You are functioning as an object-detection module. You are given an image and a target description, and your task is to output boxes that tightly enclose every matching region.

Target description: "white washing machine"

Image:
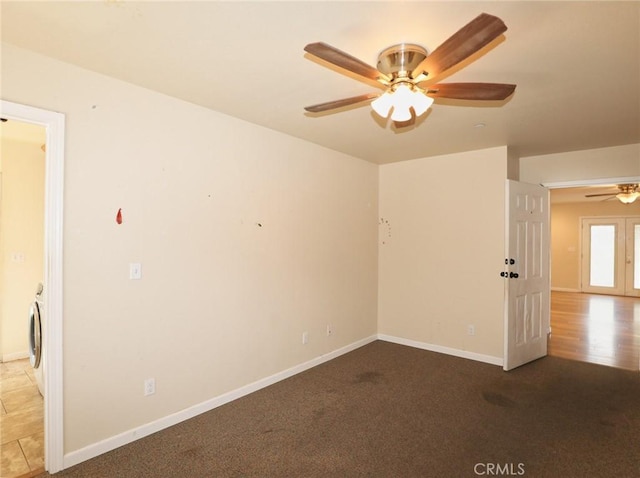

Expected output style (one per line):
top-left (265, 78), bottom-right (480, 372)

top-left (29, 282), bottom-right (44, 396)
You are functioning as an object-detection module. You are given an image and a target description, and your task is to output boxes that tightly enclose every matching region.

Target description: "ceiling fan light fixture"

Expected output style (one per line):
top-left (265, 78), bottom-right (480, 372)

top-left (304, 14), bottom-right (515, 124)
top-left (616, 192), bottom-right (640, 204)
top-left (411, 89), bottom-right (434, 116)
top-left (371, 91), bottom-right (394, 118)
top-left (390, 104), bottom-right (413, 122)
top-left (371, 83), bottom-right (434, 121)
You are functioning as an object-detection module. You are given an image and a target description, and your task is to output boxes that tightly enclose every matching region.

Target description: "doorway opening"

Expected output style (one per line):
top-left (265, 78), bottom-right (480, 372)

top-left (547, 179), bottom-right (640, 371)
top-left (1, 100), bottom-right (65, 473)
top-left (0, 119), bottom-right (46, 477)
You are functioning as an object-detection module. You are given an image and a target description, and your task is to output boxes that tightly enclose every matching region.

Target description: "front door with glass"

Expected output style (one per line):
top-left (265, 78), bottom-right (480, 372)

top-left (581, 216), bottom-right (640, 297)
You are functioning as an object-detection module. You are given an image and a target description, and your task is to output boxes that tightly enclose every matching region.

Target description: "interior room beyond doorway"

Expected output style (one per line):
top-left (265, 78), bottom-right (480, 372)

top-left (548, 182), bottom-right (640, 372)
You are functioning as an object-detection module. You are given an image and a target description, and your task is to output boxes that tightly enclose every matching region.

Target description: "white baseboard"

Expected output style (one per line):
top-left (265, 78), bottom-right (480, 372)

top-left (378, 334), bottom-right (503, 367)
top-left (1, 351), bottom-right (29, 362)
top-left (63, 334), bottom-right (378, 469)
top-left (551, 287), bottom-right (581, 293)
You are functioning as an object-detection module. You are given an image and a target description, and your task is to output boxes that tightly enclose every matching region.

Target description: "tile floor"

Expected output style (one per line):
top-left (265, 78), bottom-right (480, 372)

top-left (0, 359), bottom-right (44, 478)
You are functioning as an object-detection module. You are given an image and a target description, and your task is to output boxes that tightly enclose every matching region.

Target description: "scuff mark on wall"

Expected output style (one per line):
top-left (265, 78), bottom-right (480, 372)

top-left (379, 217), bottom-right (391, 245)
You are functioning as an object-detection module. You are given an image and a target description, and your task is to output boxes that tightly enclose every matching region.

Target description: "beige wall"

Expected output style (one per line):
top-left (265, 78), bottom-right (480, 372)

top-left (551, 201), bottom-right (640, 291)
top-left (520, 144), bottom-right (640, 184)
top-left (2, 44), bottom-right (378, 453)
top-left (378, 147), bottom-right (508, 360)
top-left (0, 129), bottom-right (46, 360)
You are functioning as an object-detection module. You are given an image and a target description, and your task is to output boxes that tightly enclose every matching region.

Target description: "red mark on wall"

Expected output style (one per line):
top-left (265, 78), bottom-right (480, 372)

top-left (116, 208), bottom-right (123, 225)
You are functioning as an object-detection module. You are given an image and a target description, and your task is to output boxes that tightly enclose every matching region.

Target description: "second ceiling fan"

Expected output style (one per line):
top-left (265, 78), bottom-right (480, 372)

top-left (304, 13), bottom-right (516, 127)
top-left (585, 184), bottom-right (640, 204)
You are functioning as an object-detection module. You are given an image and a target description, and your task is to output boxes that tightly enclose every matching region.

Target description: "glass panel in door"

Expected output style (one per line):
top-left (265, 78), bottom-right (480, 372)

top-left (581, 218), bottom-right (624, 295)
top-left (634, 225), bottom-right (640, 289)
top-left (624, 220), bottom-right (640, 297)
top-left (589, 225), bottom-right (616, 287)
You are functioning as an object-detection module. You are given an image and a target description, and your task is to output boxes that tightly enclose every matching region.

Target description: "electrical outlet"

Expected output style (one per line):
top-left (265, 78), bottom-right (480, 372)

top-left (302, 332), bottom-right (308, 345)
top-left (326, 324), bottom-right (333, 337)
top-left (467, 325), bottom-right (476, 336)
top-left (144, 378), bottom-right (155, 396)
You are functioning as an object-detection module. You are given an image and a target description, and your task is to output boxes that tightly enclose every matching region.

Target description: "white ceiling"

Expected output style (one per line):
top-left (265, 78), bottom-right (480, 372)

top-left (1, 1), bottom-right (639, 165)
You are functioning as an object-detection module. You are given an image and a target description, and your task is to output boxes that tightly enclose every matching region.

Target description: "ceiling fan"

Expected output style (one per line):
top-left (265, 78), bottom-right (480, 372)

top-left (585, 184), bottom-right (640, 204)
top-left (304, 13), bottom-right (516, 127)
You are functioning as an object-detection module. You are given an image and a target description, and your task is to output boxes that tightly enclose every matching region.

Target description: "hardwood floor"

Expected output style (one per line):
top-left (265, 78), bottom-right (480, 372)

top-left (549, 290), bottom-right (640, 371)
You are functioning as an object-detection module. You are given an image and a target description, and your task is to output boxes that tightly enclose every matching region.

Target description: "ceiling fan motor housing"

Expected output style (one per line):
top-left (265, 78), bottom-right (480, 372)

top-left (619, 184), bottom-right (638, 194)
top-left (377, 44), bottom-right (428, 79)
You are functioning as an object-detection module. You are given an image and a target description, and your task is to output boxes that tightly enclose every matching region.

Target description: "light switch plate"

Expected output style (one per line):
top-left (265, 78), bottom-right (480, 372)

top-left (129, 263), bottom-right (142, 280)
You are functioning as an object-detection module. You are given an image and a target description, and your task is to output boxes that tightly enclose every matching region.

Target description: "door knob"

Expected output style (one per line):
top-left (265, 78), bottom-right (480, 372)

top-left (509, 272), bottom-right (519, 279)
top-left (500, 271), bottom-right (507, 277)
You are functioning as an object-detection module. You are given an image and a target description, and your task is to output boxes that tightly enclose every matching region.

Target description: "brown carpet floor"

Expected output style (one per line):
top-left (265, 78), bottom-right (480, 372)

top-left (38, 341), bottom-right (640, 477)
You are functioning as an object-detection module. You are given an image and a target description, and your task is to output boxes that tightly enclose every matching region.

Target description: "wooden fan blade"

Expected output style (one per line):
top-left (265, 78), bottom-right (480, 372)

top-left (413, 13), bottom-right (507, 80)
top-left (585, 193), bottom-right (617, 198)
top-left (305, 42), bottom-right (389, 83)
top-left (304, 93), bottom-right (380, 113)
top-left (426, 83), bottom-right (516, 100)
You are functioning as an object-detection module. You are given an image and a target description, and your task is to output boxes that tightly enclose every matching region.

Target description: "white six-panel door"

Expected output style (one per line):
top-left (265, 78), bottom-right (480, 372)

top-left (504, 180), bottom-right (550, 371)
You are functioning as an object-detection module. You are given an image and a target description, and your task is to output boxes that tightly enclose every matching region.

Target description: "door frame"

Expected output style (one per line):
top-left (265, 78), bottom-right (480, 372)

top-left (544, 177), bottom-right (640, 373)
top-left (545, 176), bottom-right (640, 293)
top-left (1, 100), bottom-right (65, 473)
top-left (544, 177), bottom-right (640, 190)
